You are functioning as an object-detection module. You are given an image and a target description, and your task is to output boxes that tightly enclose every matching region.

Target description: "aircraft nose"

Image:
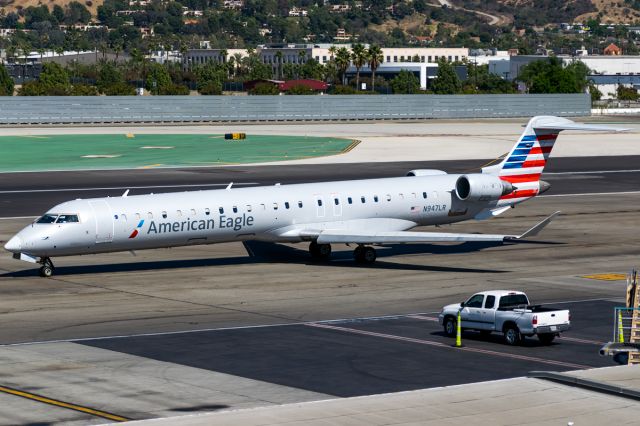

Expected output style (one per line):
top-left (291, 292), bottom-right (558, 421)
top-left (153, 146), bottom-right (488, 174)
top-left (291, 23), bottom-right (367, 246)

top-left (4, 235), bottom-right (21, 252)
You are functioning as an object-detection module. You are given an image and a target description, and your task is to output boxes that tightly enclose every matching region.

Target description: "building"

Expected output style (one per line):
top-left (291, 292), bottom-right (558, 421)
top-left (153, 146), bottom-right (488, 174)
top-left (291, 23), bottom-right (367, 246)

top-left (589, 75), bottom-right (640, 99)
top-left (604, 43), bottom-right (622, 56)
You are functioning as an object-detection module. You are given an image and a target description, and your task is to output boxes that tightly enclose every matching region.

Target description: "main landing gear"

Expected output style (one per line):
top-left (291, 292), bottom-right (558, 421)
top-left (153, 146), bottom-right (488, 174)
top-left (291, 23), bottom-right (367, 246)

top-left (353, 245), bottom-right (376, 264)
top-left (308, 242), bottom-right (377, 264)
top-left (39, 257), bottom-right (54, 278)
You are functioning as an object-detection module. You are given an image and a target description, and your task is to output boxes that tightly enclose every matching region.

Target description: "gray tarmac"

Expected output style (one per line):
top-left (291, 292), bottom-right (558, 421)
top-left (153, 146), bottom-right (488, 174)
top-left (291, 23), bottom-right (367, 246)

top-left (0, 124), bottom-right (639, 424)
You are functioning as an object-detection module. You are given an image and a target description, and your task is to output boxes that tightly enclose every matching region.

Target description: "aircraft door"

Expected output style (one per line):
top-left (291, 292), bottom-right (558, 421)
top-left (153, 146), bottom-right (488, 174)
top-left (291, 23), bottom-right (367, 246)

top-left (315, 196), bottom-right (325, 218)
top-left (89, 200), bottom-right (114, 243)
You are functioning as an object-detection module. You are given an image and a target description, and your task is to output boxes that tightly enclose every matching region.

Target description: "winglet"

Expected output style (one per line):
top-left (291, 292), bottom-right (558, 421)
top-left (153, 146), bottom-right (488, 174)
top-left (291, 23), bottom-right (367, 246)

top-left (510, 211), bottom-right (561, 240)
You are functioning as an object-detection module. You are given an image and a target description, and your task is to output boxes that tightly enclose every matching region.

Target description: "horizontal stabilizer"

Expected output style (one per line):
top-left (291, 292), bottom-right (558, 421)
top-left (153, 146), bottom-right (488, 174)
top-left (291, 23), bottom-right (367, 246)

top-left (315, 211), bottom-right (560, 245)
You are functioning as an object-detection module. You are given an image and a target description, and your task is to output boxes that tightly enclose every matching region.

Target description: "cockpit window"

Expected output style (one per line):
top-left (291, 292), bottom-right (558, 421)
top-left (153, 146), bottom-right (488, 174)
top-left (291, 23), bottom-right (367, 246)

top-left (56, 214), bottom-right (79, 223)
top-left (37, 214), bottom-right (58, 224)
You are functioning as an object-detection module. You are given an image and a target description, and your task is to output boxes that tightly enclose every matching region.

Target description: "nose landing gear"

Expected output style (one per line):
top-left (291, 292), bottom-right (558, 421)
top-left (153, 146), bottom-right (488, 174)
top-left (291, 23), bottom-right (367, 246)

top-left (39, 257), bottom-right (54, 278)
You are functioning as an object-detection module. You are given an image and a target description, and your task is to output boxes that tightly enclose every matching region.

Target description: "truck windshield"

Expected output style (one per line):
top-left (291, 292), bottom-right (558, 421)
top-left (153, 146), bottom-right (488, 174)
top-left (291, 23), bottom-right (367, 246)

top-left (36, 214), bottom-right (58, 224)
top-left (499, 294), bottom-right (529, 308)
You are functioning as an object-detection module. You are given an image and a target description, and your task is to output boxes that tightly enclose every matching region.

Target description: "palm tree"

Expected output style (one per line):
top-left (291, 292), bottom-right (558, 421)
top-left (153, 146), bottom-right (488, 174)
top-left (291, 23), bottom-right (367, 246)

top-left (328, 45), bottom-right (337, 61)
top-left (367, 44), bottom-right (383, 92)
top-left (335, 47), bottom-right (351, 85)
top-left (220, 48), bottom-right (228, 64)
top-left (233, 52), bottom-right (243, 77)
top-left (351, 43), bottom-right (368, 90)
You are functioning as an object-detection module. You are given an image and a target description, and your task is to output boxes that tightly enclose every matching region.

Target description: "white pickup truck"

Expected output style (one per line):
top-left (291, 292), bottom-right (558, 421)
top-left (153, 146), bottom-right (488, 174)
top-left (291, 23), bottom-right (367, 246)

top-left (438, 290), bottom-right (570, 345)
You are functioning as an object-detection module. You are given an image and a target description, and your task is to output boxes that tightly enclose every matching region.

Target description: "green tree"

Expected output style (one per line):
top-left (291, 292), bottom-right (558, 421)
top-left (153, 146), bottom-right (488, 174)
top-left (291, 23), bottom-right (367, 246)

top-left (351, 43), bottom-right (369, 90)
top-left (335, 47), bottom-right (351, 85)
top-left (367, 44), bottom-right (383, 92)
top-left (37, 62), bottom-right (72, 95)
top-left (390, 70), bottom-right (420, 94)
top-left (196, 62), bottom-right (226, 95)
top-left (249, 82), bottom-right (279, 95)
top-left (145, 62), bottom-right (172, 95)
top-left (431, 59), bottom-right (461, 94)
top-left (286, 84), bottom-right (314, 95)
top-left (617, 85), bottom-right (638, 101)
top-left (96, 62), bottom-right (125, 93)
top-left (518, 58), bottom-right (589, 94)
top-left (0, 64), bottom-right (14, 96)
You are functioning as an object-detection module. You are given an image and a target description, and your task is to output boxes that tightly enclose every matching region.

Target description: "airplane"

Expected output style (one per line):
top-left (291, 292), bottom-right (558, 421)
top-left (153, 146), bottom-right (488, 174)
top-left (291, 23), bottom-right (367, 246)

top-left (4, 116), bottom-right (625, 277)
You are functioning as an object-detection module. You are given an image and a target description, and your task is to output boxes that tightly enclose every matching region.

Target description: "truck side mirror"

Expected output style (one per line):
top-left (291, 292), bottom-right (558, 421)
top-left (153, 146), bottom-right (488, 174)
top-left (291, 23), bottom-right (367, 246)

top-left (459, 302), bottom-right (465, 307)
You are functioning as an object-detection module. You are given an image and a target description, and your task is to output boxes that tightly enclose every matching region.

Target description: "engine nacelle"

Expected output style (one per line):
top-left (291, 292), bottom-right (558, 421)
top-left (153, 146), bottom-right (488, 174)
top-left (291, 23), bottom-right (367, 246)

top-left (455, 174), bottom-right (514, 202)
top-left (406, 169), bottom-right (447, 177)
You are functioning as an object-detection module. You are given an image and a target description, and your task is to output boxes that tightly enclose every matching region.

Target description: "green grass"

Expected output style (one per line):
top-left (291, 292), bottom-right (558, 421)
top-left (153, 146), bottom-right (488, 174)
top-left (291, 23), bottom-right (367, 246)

top-left (0, 134), bottom-right (355, 172)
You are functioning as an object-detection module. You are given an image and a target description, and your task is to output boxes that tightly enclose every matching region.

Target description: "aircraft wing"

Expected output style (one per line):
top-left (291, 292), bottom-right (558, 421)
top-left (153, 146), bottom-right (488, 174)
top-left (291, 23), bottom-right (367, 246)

top-left (315, 212), bottom-right (560, 245)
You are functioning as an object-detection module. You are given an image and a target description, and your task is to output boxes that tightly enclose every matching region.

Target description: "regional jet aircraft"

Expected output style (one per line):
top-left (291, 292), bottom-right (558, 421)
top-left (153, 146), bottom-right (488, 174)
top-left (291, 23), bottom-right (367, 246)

top-left (4, 116), bottom-right (625, 277)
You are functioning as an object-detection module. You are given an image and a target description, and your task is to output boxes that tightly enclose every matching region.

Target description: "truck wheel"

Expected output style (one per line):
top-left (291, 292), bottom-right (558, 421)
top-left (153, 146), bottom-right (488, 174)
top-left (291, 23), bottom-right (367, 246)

top-left (538, 334), bottom-right (555, 345)
top-left (444, 316), bottom-right (456, 337)
top-left (503, 325), bottom-right (521, 346)
top-left (613, 352), bottom-right (629, 365)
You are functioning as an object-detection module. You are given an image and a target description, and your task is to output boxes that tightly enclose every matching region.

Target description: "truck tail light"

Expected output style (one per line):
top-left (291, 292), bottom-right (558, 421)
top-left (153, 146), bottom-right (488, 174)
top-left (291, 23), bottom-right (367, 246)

top-left (532, 315), bottom-right (538, 326)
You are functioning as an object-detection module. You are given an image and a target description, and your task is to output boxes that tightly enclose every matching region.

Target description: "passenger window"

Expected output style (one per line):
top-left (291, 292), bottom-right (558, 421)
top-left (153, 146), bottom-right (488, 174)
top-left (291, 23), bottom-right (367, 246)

top-left (205, 208), bottom-right (210, 216)
top-left (348, 197), bottom-right (353, 204)
top-left (219, 207), bottom-right (224, 214)
top-left (56, 214), bottom-right (79, 223)
top-left (37, 214), bottom-right (58, 224)
top-left (162, 211), bottom-right (167, 219)
top-left (260, 203), bottom-right (266, 210)
top-left (147, 212), bottom-right (153, 219)
top-left (423, 192), bottom-right (427, 199)
top-left (399, 193), bottom-right (404, 199)
top-left (285, 202), bottom-right (290, 209)
top-left (298, 201), bottom-right (303, 208)
top-left (373, 195), bottom-right (379, 202)
top-left (176, 210), bottom-right (182, 217)
top-left (246, 205), bottom-right (252, 212)
top-left (120, 214), bottom-right (127, 222)
top-left (465, 294), bottom-right (484, 308)
top-left (191, 209), bottom-right (196, 215)
top-left (317, 200), bottom-right (322, 206)
top-left (334, 198), bottom-right (339, 205)
top-left (233, 206), bottom-right (238, 213)
top-left (411, 192), bottom-right (416, 198)
top-left (135, 213), bottom-right (141, 220)
top-left (485, 295), bottom-right (496, 309)
top-left (273, 203), bottom-right (278, 210)
top-left (361, 196), bottom-right (366, 203)
top-left (386, 194), bottom-right (391, 202)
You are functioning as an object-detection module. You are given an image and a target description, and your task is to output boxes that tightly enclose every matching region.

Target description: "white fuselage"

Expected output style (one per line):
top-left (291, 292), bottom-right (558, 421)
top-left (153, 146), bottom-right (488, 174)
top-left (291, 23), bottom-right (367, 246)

top-left (8, 174), bottom-right (493, 258)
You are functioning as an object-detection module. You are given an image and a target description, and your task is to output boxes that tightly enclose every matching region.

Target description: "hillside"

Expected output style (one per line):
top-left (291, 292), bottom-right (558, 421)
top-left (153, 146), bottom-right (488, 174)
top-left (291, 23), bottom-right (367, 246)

top-left (0, 0), bottom-right (102, 16)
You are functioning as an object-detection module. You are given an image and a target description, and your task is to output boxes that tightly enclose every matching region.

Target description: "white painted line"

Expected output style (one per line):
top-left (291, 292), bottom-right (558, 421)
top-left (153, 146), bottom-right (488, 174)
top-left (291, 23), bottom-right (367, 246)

top-left (544, 169), bottom-right (640, 175)
top-left (0, 183), bottom-right (260, 194)
top-left (539, 190), bottom-right (640, 198)
top-left (0, 297), bottom-right (609, 348)
top-left (307, 323), bottom-right (589, 369)
top-left (0, 216), bottom-right (37, 220)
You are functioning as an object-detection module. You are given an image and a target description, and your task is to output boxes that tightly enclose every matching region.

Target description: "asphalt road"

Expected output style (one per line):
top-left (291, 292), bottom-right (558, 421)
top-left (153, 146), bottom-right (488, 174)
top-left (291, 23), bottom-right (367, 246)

top-left (2, 156), bottom-right (640, 217)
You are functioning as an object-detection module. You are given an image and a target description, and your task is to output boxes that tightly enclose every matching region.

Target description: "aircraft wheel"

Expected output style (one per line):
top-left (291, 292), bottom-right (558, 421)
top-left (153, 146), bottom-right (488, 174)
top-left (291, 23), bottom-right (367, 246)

top-left (353, 245), bottom-right (365, 263)
top-left (362, 246), bottom-right (377, 263)
top-left (309, 242), bottom-right (331, 260)
top-left (39, 258), bottom-right (54, 278)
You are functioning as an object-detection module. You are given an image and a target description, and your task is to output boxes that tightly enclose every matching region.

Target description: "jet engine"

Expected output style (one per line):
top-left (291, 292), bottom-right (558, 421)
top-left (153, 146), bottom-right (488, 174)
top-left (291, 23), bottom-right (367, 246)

top-left (455, 174), bottom-right (514, 202)
top-left (406, 169), bottom-right (447, 177)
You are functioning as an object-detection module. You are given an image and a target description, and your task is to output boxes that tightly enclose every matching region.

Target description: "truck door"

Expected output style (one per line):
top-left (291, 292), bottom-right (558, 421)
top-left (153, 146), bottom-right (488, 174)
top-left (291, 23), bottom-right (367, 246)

top-left (461, 294), bottom-right (485, 329)
top-left (480, 295), bottom-right (497, 331)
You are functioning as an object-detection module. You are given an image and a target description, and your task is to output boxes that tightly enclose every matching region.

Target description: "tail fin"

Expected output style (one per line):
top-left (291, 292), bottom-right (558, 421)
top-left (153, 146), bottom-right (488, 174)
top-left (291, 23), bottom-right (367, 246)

top-left (483, 116), bottom-right (626, 204)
